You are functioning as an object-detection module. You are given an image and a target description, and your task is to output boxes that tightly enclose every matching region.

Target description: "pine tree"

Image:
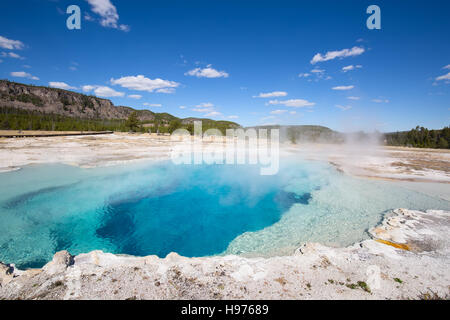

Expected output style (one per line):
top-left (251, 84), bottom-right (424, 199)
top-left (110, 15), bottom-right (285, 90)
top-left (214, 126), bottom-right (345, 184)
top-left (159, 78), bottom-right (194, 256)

top-left (126, 112), bottom-right (140, 132)
top-left (438, 137), bottom-right (449, 149)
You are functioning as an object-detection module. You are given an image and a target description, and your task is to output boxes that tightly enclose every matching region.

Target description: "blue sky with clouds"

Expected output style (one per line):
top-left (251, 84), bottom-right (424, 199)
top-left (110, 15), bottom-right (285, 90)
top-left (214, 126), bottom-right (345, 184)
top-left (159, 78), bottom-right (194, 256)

top-left (0, 0), bottom-right (449, 131)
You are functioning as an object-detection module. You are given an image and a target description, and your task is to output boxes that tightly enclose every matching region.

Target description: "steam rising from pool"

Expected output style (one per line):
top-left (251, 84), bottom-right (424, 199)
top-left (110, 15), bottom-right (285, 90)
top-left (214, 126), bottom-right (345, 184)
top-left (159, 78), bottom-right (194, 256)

top-left (0, 159), bottom-right (448, 269)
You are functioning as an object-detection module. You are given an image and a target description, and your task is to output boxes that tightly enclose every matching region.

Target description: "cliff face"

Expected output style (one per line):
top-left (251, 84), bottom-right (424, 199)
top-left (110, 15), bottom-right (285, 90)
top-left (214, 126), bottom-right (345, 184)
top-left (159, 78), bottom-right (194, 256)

top-left (0, 80), bottom-right (155, 121)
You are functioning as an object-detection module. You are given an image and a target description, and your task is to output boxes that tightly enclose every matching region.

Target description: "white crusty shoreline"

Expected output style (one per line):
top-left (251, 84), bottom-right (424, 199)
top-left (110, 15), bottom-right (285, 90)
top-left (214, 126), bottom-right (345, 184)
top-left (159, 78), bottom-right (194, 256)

top-left (0, 133), bottom-right (449, 299)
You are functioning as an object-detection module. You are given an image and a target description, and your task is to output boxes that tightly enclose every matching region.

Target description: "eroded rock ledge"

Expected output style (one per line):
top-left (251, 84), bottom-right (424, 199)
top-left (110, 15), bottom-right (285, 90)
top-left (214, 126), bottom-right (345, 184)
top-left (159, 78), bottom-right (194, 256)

top-left (1, 209), bottom-right (449, 300)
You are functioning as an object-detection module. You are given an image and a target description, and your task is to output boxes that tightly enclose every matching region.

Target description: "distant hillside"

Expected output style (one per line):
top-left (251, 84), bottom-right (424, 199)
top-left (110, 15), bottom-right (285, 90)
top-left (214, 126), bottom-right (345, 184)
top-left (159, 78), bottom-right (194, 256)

top-left (247, 125), bottom-right (344, 143)
top-left (0, 80), bottom-right (240, 133)
top-left (246, 125), bottom-right (450, 149)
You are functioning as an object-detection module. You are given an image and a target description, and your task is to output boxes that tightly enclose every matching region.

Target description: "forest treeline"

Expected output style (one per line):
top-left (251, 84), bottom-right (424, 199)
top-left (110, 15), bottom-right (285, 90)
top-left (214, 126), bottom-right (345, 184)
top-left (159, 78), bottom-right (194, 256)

top-left (0, 107), bottom-right (128, 132)
top-left (0, 107), bottom-right (239, 134)
top-left (1, 107), bottom-right (448, 149)
top-left (384, 126), bottom-right (450, 149)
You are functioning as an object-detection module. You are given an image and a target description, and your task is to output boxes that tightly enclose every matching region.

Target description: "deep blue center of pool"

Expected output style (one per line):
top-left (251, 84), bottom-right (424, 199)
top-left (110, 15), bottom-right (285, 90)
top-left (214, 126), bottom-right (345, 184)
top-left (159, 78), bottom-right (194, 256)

top-left (95, 185), bottom-right (309, 258)
top-left (0, 162), bottom-right (311, 269)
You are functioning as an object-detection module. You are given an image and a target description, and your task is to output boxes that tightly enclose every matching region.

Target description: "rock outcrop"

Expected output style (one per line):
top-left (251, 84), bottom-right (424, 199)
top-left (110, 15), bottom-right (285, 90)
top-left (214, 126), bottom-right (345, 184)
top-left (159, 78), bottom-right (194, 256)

top-left (0, 80), bottom-right (157, 121)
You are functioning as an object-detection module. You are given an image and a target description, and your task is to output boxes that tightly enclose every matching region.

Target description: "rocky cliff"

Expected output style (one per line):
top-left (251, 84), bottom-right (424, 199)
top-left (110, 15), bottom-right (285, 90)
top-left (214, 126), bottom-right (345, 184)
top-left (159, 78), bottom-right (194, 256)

top-left (0, 80), bottom-right (157, 121)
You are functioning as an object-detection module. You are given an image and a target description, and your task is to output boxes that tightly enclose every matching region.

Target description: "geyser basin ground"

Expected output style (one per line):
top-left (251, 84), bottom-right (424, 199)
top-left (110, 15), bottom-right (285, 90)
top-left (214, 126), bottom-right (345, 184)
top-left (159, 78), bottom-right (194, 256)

top-left (0, 158), bottom-right (449, 269)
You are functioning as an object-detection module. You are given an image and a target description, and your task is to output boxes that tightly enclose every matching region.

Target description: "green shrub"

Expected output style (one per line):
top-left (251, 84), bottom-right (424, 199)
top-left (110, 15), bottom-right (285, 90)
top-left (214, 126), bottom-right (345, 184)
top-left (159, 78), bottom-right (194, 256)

top-left (15, 94), bottom-right (44, 107)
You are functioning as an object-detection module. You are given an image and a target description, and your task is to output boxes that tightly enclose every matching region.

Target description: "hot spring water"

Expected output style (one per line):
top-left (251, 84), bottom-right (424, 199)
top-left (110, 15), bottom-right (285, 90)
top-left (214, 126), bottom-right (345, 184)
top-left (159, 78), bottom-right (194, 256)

top-left (0, 159), bottom-right (448, 269)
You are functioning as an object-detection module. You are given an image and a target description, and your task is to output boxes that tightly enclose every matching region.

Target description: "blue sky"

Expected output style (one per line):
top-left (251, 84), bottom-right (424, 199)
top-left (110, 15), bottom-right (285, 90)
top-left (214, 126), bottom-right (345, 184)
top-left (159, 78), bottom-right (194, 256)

top-left (0, 0), bottom-right (449, 132)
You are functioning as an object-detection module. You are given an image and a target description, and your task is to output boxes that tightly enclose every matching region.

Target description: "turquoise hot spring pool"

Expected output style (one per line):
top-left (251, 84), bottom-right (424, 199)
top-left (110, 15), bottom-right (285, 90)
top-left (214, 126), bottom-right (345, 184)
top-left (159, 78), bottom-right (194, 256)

top-left (0, 158), bottom-right (449, 269)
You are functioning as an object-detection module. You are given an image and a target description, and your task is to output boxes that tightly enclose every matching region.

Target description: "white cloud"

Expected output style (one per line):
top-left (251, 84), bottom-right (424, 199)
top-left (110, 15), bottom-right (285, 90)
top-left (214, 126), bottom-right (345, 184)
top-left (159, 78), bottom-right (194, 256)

top-left (342, 65), bottom-right (362, 72)
top-left (435, 72), bottom-right (450, 81)
top-left (443, 64), bottom-right (450, 70)
top-left (289, 111), bottom-right (297, 115)
top-left (347, 96), bottom-right (360, 100)
top-left (192, 108), bottom-right (211, 112)
top-left (342, 65), bottom-right (354, 72)
top-left (155, 88), bottom-right (176, 94)
top-left (84, 13), bottom-right (95, 22)
top-left (270, 109), bottom-right (288, 114)
top-left (311, 46), bottom-right (365, 64)
top-left (267, 99), bottom-right (315, 108)
top-left (0, 36), bottom-right (24, 50)
top-left (85, 0), bottom-right (129, 31)
top-left (0, 59), bottom-right (2, 63)
top-left (192, 102), bottom-right (216, 113)
top-left (228, 115), bottom-right (239, 119)
top-left (302, 68), bottom-right (331, 81)
top-left (49, 82), bottom-right (77, 90)
top-left (195, 102), bottom-right (214, 108)
top-left (7, 52), bottom-right (23, 59)
top-left (83, 85), bottom-right (124, 97)
top-left (260, 115), bottom-right (276, 122)
top-left (336, 105), bottom-right (352, 111)
top-left (371, 99), bottom-right (389, 103)
top-left (10, 71), bottom-right (39, 80)
top-left (82, 85), bottom-right (96, 92)
top-left (119, 24), bottom-right (130, 32)
top-left (128, 94), bottom-right (142, 99)
top-left (2, 52), bottom-right (24, 59)
top-left (111, 75), bottom-right (180, 93)
top-left (69, 66), bottom-right (77, 71)
top-left (185, 65), bottom-right (229, 78)
top-left (143, 103), bottom-right (162, 107)
top-left (253, 91), bottom-right (288, 98)
top-left (205, 111), bottom-right (222, 117)
top-left (179, 105), bottom-right (186, 109)
top-left (94, 86), bottom-right (124, 97)
top-left (332, 85), bottom-right (354, 90)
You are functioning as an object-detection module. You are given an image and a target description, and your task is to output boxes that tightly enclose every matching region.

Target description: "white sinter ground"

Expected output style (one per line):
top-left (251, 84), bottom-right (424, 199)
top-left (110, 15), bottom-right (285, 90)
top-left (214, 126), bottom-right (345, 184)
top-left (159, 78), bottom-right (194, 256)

top-left (0, 133), bottom-right (449, 299)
